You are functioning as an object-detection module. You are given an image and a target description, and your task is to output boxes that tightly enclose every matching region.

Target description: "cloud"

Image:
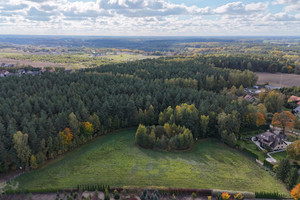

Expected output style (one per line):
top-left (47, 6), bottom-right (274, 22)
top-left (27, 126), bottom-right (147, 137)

top-left (214, 2), bottom-right (268, 15)
top-left (26, 6), bottom-right (54, 21)
top-left (272, 0), bottom-right (300, 4)
top-left (263, 12), bottom-right (300, 21)
top-left (284, 4), bottom-right (300, 11)
top-left (0, 0), bottom-right (299, 36)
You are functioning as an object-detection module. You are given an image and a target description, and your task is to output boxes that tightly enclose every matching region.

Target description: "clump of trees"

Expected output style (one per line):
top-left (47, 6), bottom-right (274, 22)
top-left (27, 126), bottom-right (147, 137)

top-left (275, 159), bottom-right (299, 190)
top-left (135, 124), bottom-right (194, 150)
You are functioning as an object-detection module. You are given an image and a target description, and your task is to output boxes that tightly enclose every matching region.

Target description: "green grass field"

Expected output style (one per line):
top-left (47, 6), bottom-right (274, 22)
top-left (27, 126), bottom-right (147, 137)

top-left (14, 129), bottom-right (287, 194)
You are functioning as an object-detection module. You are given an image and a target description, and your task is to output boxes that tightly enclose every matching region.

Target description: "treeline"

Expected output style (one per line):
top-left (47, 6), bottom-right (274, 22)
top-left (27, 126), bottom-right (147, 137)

top-left (200, 54), bottom-right (298, 73)
top-left (0, 57), bottom-right (259, 172)
top-left (89, 57), bottom-right (258, 92)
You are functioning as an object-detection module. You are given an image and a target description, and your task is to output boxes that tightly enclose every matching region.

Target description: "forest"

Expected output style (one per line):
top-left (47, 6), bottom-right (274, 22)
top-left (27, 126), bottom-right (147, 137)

top-left (0, 56), bottom-right (294, 173)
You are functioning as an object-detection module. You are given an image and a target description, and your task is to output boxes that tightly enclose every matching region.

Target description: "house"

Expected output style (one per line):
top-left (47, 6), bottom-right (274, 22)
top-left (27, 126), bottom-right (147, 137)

top-left (288, 95), bottom-right (300, 103)
top-left (0, 70), bottom-right (10, 77)
top-left (244, 94), bottom-right (255, 102)
top-left (18, 69), bottom-right (26, 75)
top-left (26, 70), bottom-right (33, 75)
top-left (294, 106), bottom-right (300, 117)
top-left (265, 85), bottom-right (281, 90)
top-left (256, 131), bottom-right (288, 151)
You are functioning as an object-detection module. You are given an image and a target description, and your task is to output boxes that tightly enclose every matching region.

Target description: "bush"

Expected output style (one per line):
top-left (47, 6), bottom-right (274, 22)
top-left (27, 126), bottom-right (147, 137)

top-left (255, 191), bottom-right (285, 199)
top-left (212, 189), bottom-right (255, 199)
top-left (264, 159), bottom-right (274, 170)
top-left (114, 189), bottom-right (120, 200)
top-left (191, 192), bottom-right (197, 200)
top-left (104, 188), bottom-right (110, 200)
top-left (171, 194), bottom-right (176, 200)
top-left (221, 192), bottom-right (230, 200)
top-left (234, 193), bottom-right (244, 200)
top-left (140, 188), bottom-right (150, 200)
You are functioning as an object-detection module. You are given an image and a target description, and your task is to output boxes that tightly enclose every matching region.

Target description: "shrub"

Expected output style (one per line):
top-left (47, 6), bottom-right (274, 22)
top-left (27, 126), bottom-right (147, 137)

top-left (191, 192), bottom-right (197, 200)
top-left (104, 188), bottom-right (110, 200)
top-left (171, 194), bottom-right (176, 200)
top-left (255, 191), bottom-right (285, 199)
top-left (114, 189), bottom-right (120, 200)
top-left (152, 189), bottom-right (160, 200)
top-left (212, 190), bottom-right (254, 199)
top-left (291, 183), bottom-right (300, 200)
top-left (140, 188), bottom-right (150, 200)
top-left (234, 193), bottom-right (244, 200)
top-left (263, 160), bottom-right (274, 170)
top-left (221, 192), bottom-right (230, 200)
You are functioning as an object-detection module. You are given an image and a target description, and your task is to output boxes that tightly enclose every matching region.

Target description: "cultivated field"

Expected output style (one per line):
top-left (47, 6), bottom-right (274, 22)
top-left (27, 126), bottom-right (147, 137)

top-left (256, 72), bottom-right (300, 87)
top-left (14, 129), bottom-right (288, 194)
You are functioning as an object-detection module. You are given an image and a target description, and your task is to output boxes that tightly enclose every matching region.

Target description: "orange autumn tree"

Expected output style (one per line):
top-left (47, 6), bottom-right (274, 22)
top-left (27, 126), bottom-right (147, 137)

top-left (256, 112), bottom-right (266, 127)
top-left (81, 121), bottom-right (94, 136)
top-left (60, 128), bottom-right (73, 145)
top-left (272, 111), bottom-right (294, 135)
top-left (291, 183), bottom-right (300, 200)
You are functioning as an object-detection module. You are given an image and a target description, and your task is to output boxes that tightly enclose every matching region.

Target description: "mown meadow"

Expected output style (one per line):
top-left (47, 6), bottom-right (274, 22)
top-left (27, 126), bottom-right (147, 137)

top-left (14, 129), bottom-right (288, 194)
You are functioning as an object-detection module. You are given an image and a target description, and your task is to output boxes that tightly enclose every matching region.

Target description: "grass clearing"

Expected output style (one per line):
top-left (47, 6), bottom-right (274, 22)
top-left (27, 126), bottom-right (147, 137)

top-left (14, 129), bottom-right (287, 194)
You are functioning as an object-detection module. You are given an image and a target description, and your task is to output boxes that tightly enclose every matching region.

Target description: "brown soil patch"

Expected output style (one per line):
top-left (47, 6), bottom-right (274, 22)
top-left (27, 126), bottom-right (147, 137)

top-left (256, 72), bottom-right (300, 87)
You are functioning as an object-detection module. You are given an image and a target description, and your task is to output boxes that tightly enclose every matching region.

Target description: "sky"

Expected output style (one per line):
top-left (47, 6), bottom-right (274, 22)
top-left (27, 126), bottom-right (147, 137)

top-left (0, 0), bottom-right (300, 36)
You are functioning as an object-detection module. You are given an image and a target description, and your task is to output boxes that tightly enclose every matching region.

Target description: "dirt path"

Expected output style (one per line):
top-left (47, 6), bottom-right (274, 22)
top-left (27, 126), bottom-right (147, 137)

top-left (0, 170), bottom-right (24, 183)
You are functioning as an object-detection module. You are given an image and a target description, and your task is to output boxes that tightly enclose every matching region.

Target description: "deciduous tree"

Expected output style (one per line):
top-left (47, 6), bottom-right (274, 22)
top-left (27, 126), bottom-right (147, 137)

top-left (13, 131), bottom-right (31, 169)
top-left (272, 111), bottom-right (294, 135)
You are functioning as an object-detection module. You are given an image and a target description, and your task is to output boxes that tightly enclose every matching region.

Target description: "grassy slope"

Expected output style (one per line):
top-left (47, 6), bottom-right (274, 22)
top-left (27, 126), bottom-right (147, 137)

top-left (15, 129), bottom-right (287, 194)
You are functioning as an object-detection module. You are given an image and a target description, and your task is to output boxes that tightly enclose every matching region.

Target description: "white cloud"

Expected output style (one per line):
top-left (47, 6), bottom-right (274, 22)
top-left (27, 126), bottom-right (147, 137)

top-left (214, 2), bottom-right (268, 15)
top-left (0, 0), bottom-right (299, 35)
top-left (272, 0), bottom-right (300, 4)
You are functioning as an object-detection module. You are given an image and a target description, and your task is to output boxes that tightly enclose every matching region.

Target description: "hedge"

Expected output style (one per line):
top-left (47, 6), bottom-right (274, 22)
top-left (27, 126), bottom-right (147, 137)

top-left (255, 191), bottom-right (286, 199)
top-left (263, 159), bottom-right (274, 170)
top-left (212, 189), bottom-right (255, 199)
top-left (237, 147), bottom-right (259, 160)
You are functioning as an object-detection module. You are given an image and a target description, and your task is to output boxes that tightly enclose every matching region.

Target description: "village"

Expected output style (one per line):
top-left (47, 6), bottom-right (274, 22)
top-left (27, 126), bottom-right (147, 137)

top-left (243, 85), bottom-right (300, 166)
top-left (0, 63), bottom-right (71, 77)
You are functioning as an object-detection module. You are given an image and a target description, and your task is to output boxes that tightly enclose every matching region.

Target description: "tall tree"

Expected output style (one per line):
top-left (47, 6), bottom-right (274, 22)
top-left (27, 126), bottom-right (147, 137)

top-left (13, 131), bottom-right (31, 170)
top-left (200, 115), bottom-right (210, 138)
top-left (264, 91), bottom-right (285, 113)
top-left (286, 168), bottom-right (299, 190)
top-left (68, 112), bottom-right (80, 139)
top-left (272, 111), bottom-right (295, 136)
top-left (276, 159), bottom-right (291, 182)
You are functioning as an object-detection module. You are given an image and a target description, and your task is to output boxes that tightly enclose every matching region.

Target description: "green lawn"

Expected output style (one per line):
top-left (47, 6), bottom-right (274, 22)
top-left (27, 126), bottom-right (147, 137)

top-left (272, 151), bottom-right (287, 162)
top-left (14, 129), bottom-right (287, 194)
